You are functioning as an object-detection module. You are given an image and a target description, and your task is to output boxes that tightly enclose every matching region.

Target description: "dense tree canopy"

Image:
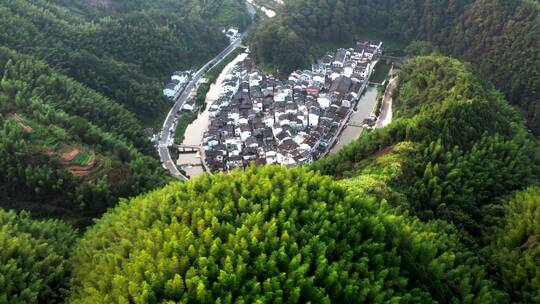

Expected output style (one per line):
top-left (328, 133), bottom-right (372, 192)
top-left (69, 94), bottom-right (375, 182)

top-left (487, 187), bottom-right (540, 303)
top-left (314, 56), bottom-right (540, 243)
top-left (250, 0), bottom-right (540, 135)
top-left (0, 47), bottom-right (170, 226)
top-left (0, 209), bottom-right (77, 303)
top-left (0, 0), bottom-right (250, 123)
top-left (69, 166), bottom-right (504, 303)
top-left (0, 0), bottom-right (251, 224)
top-left (0, 52), bottom-right (534, 304)
top-left (0, 2), bottom-right (538, 302)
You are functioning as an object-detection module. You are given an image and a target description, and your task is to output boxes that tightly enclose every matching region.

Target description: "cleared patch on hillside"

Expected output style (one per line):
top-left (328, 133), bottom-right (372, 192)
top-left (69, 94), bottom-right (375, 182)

top-left (58, 146), bottom-right (96, 177)
top-left (11, 114), bottom-right (32, 133)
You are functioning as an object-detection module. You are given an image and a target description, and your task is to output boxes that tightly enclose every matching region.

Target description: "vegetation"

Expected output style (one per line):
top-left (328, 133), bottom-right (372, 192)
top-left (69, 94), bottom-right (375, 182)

top-left (174, 113), bottom-right (199, 144)
top-left (314, 56), bottom-right (540, 244)
top-left (373, 84), bottom-right (386, 117)
top-left (0, 209), bottom-right (77, 303)
top-left (0, 47), bottom-right (170, 227)
top-left (69, 166), bottom-right (505, 303)
top-left (0, 52), bottom-right (538, 304)
top-left (0, 0), bottom-right (251, 224)
top-left (0, 1), bottom-right (538, 303)
top-left (0, 0), bottom-right (250, 125)
top-left (486, 187), bottom-right (540, 302)
top-left (250, 0), bottom-right (540, 136)
top-left (71, 152), bottom-right (92, 167)
top-left (369, 61), bottom-right (392, 84)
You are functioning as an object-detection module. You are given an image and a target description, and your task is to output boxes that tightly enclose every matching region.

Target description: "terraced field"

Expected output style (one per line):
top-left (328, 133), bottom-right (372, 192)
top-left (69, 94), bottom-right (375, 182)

top-left (71, 152), bottom-right (92, 166)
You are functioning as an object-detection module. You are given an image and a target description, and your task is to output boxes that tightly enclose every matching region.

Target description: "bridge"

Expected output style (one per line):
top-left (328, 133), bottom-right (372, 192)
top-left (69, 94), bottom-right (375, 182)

top-left (348, 120), bottom-right (364, 128)
top-left (172, 144), bottom-right (201, 153)
top-left (380, 55), bottom-right (406, 63)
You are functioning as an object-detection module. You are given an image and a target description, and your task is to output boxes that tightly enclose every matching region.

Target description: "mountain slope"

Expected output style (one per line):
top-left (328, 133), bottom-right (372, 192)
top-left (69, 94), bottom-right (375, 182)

top-left (69, 166), bottom-right (505, 303)
top-left (0, 209), bottom-right (77, 303)
top-left (250, 0), bottom-right (540, 135)
top-left (66, 56), bottom-right (539, 302)
top-left (314, 56), bottom-right (540, 243)
top-left (0, 0), bottom-right (250, 124)
top-left (0, 47), bottom-right (169, 226)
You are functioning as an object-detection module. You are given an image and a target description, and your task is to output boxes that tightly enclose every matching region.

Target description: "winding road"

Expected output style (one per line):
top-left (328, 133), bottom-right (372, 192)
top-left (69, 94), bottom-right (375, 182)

top-left (158, 36), bottom-right (244, 180)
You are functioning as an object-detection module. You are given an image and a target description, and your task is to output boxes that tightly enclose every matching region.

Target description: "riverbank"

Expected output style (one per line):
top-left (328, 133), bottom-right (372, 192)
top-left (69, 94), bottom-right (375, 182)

top-left (376, 76), bottom-right (396, 128)
top-left (246, 0), bottom-right (276, 17)
top-left (330, 86), bottom-right (379, 153)
top-left (177, 51), bottom-right (250, 177)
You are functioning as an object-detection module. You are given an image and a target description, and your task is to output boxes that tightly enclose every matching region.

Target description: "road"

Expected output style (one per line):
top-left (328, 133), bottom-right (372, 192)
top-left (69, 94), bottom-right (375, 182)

top-left (158, 36), bottom-right (244, 180)
top-left (376, 77), bottom-right (397, 129)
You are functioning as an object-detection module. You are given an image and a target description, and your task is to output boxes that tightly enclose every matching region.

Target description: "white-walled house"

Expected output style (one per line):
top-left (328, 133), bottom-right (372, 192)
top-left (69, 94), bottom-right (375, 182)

top-left (308, 107), bottom-right (320, 126)
top-left (265, 150), bottom-right (278, 164)
top-left (264, 114), bottom-right (275, 127)
top-left (318, 94), bottom-right (331, 109)
top-left (183, 102), bottom-right (194, 112)
top-left (163, 82), bottom-right (177, 98)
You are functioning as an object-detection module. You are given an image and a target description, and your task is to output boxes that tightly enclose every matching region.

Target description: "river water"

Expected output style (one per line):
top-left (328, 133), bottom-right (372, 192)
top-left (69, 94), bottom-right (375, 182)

top-left (177, 57), bottom-right (380, 176)
top-left (177, 52), bottom-right (249, 178)
top-left (330, 85), bottom-right (379, 153)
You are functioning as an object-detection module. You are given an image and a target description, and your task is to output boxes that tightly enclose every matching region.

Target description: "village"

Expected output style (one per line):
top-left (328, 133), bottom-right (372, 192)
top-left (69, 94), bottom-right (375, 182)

top-left (200, 41), bottom-right (383, 172)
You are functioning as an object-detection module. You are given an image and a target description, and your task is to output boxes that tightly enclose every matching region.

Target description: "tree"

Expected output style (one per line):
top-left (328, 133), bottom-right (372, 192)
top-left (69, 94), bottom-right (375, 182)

top-left (488, 187), bottom-right (540, 303)
top-left (69, 166), bottom-right (504, 303)
top-left (0, 209), bottom-right (77, 303)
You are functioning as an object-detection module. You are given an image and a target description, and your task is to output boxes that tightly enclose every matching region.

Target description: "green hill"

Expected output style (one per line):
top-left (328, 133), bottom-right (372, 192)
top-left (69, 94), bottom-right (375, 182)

top-left (69, 166), bottom-right (506, 303)
top-left (250, 0), bottom-right (540, 136)
top-left (65, 56), bottom-right (539, 302)
top-left (0, 0), bottom-right (250, 125)
top-left (0, 209), bottom-right (77, 303)
top-left (0, 0), bottom-right (251, 225)
top-left (0, 47), bottom-right (169, 227)
top-left (0, 1), bottom-right (538, 302)
top-left (314, 56), bottom-right (540, 244)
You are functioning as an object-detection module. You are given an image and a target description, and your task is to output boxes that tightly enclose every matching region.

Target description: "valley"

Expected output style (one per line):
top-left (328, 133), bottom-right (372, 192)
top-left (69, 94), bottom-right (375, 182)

top-left (0, 0), bottom-right (538, 303)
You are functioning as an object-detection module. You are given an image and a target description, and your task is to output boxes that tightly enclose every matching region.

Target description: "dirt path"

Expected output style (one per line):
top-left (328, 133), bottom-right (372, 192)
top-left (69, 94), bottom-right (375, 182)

top-left (12, 114), bottom-right (33, 132)
top-left (60, 148), bottom-right (80, 162)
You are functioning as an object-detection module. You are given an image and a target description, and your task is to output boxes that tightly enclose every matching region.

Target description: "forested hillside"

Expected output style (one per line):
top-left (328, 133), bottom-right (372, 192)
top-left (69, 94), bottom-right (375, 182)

top-left (0, 48), bottom-right (169, 226)
top-left (0, 53), bottom-right (538, 303)
top-left (313, 55), bottom-right (540, 300)
top-left (69, 166), bottom-right (506, 303)
top-left (0, 0), bottom-right (251, 225)
top-left (0, 0), bottom-right (250, 123)
top-left (60, 56), bottom-right (538, 302)
top-left (250, 0), bottom-right (540, 135)
top-left (0, 209), bottom-right (77, 303)
top-left (487, 187), bottom-right (540, 303)
top-left (0, 1), bottom-right (538, 302)
top-left (314, 56), bottom-right (540, 244)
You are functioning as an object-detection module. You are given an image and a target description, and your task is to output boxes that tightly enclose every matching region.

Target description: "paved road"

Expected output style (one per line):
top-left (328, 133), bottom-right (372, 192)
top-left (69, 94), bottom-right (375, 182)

top-left (158, 36), bottom-right (244, 180)
top-left (376, 77), bottom-right (397, 129)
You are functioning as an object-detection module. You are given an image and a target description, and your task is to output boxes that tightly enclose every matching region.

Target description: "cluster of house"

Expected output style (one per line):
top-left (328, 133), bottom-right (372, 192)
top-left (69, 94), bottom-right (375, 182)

top-left (246, 0), bottom-right (277, 18)
top-left (223, 27), bottom-right (241, 43)
top-left (202, 41), bottom-right (383, 172)
top-left (163, 70), bottom-right (192, 99)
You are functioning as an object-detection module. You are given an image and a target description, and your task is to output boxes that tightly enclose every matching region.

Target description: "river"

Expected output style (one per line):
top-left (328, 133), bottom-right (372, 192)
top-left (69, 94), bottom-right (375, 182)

top-left (330, 85), bottom-right (379, 153)
top-left (177, 52), bottom-right (249, 178)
